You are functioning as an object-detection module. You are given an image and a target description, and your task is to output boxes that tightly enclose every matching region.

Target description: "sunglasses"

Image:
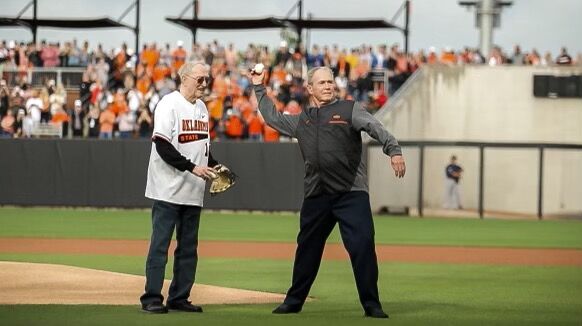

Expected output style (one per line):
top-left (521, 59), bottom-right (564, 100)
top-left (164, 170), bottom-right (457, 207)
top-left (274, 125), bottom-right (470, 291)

top-left (184, 75), bottom-right (210, 84)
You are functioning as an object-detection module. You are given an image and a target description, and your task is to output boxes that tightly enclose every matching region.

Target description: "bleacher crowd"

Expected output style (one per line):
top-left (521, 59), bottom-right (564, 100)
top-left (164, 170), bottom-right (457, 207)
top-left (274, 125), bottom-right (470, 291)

top-left (1, 38), bottom-right (580, 139)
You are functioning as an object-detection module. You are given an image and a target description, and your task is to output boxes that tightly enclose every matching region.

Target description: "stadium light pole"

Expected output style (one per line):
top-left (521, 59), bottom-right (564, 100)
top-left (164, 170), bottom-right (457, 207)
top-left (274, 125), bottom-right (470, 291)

top-left (459, 0), bottom-right (513, 57)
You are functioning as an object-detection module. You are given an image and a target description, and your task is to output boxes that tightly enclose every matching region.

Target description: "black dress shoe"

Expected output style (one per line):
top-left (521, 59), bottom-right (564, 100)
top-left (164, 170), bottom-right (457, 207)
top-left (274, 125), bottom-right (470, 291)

top-left (272, 303), bottom-right (302, 314)
top-left (167, 301), bottom-right (203, 313)
top-left (141, 302), bottom-right (168, 314)
top-left (364, 307), bottom-right (389, 318)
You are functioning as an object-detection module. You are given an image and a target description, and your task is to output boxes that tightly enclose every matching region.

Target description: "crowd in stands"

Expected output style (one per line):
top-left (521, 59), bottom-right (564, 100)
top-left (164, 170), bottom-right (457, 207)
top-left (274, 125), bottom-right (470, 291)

top-left (1, 38), bottom-right (580, 140)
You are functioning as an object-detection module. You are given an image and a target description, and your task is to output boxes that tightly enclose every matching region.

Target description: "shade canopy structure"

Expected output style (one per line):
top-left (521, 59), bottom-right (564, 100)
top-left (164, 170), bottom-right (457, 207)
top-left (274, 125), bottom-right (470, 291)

top-left (166, 17), bottom-right (287, 30)
top-left (166, 17), bottom-right (400, 31)
top-left (1, 0), bottom-right (141, 55)
top-left (0, 17), bottom-right (131, 29)
top-left (166, 0), bottom-right (411, 53)
top-left (284, 18), bottom-right (401, 30)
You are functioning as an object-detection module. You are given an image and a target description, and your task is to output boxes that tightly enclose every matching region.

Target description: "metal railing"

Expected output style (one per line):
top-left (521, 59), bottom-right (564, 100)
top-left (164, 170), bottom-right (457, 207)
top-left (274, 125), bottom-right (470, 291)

top-left (382, 140), bottom-right (582, 219)
top-left (31, 122), bottom-right (62, 138)
top-left (1, 67), bottom-right (85, 89)
top-left (373, 66), bottom-right (424, 122)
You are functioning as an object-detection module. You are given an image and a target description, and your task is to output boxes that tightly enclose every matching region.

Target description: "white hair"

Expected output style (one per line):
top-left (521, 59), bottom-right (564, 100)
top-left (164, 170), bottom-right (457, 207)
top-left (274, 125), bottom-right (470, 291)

top-left (307, 66), bottom-right (334, 84)
top-left (178, 61), bottom-right (209, 79)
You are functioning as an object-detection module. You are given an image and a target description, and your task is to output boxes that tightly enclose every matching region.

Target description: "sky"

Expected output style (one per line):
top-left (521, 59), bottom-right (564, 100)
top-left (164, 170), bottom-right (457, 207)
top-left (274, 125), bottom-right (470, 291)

top-left (1, 0), bottom-right (580, 56)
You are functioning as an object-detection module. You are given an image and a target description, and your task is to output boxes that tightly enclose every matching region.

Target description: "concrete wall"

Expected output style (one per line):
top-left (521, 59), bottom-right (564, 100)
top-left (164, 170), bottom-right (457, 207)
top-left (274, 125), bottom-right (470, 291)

top-left (370, 66), bottom-right (582, 216)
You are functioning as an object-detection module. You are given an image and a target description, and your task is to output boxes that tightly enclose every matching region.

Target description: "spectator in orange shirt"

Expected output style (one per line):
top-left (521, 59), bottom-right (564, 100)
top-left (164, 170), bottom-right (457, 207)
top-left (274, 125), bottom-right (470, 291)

top-left (224, 110), bottom-right (245, 140)
top-left (99, 107), bottom-right (116, 139)
top-left (136, 61), bottom-right (152, 96)
top-left (212, 71), bottom-right (228, 100)
top-left (427, 47), bottom-right (439, 64)
top-left (152, 62), bottom-right (171, 84)
top-left (235, 92), bottom-right (254, 122)
top-left (50, 105), bottom-right (70, 137)
top-left (171, 40), bottom-right (188, 75)
top-left (141, 43), bottom-right (160, 70)
top-left (206, 94), bottom-right (224, 122)
top-left (109, 89), bottom-right (129, 116)
top-left (263, 124), bottom-right (279, 142)
top-left (247, 111), bottom-right (264, 141)
top-left (440, 47), bottom-right (457, 65)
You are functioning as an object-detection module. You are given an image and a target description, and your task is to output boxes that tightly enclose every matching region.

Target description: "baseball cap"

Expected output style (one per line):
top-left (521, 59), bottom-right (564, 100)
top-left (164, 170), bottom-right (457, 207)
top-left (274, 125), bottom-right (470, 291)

top-left (177, 40), bottom-right (184, 47)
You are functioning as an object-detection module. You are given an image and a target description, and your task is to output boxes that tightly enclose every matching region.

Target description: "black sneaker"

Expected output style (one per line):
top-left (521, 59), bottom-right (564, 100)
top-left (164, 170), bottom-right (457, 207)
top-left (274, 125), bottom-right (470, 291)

top-left (364, 307), bottom-right (389, 318)
top-left (167, 301), bottom-right (203, 313)
top-left (272, 303), bottom-right (302, 314)
top-left (141, 302), bottom-right (168, 314)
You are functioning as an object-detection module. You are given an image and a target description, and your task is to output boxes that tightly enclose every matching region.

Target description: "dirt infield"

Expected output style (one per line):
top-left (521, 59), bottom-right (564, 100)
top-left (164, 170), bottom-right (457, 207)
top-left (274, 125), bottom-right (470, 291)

top-left (1, 238), bottom-right (581, 305)
top-left (1, 238), bottom-right (582, 266)
top-left (0, 261), bottom-right (285, 305)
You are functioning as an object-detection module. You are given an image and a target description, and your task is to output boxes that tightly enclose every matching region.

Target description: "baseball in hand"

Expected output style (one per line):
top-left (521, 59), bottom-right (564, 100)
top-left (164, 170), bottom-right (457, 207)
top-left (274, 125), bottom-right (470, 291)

top-left (253, 63), bottom-right (264, 74)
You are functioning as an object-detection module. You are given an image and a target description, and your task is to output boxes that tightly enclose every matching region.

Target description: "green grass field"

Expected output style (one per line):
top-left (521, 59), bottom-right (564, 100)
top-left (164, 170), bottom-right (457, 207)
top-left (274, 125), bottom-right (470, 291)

top-left (2, 207), bottom-right (582, 248)
top-left (0, 207), bottom-right (581, 325)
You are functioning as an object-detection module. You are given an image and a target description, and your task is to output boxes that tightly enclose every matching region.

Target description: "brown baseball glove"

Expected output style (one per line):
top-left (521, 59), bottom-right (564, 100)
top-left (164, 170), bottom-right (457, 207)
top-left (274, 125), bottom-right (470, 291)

top-left (209, 164), bottom-right (237, 196)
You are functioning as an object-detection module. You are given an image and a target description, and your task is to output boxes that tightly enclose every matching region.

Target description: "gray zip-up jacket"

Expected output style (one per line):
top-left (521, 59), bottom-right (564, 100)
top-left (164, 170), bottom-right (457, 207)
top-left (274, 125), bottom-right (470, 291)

top-left (254, 84), bottom-right (402, 198)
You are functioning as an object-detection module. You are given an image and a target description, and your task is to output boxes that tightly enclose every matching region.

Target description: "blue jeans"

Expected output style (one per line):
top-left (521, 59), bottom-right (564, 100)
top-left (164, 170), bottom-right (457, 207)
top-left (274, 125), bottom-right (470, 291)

top-left (140, 200), bottom-right (201, 305)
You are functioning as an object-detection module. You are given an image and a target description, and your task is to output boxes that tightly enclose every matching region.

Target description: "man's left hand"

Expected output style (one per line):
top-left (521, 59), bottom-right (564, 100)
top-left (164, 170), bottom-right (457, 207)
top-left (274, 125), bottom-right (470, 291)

top-left (391, 155), bottom-right (406, 178)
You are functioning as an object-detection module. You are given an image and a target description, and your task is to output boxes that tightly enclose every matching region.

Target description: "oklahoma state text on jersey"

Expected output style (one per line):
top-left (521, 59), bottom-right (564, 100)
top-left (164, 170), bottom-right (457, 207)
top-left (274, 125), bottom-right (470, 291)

top-left (179, 119), bottom-right (209, 143)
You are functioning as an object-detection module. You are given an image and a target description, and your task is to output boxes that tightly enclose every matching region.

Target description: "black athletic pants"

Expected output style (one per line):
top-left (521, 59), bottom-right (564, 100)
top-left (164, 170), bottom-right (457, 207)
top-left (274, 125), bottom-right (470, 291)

top-left (283, 191), bottom-right (382, 310)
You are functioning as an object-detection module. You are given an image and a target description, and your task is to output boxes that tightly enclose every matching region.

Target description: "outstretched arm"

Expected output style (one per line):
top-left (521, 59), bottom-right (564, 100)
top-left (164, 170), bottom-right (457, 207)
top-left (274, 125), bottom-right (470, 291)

top-left (351, 102), bottom-right (405, 178)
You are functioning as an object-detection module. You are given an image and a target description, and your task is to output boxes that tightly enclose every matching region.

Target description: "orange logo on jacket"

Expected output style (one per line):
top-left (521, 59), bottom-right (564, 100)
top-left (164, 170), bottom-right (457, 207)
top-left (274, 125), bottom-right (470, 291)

top-left (329, 114), bottom-right (348, 125)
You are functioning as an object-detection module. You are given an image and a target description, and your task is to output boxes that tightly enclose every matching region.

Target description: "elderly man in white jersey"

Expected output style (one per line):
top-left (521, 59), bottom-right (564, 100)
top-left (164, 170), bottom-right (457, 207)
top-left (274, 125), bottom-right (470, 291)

top-left (140, 61), bottom-right (219, 314)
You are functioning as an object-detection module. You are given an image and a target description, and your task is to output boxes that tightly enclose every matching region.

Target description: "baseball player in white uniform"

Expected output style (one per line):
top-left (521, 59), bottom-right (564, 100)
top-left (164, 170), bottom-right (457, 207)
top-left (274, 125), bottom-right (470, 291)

top-left (140, 62), bottom-right (219, 314)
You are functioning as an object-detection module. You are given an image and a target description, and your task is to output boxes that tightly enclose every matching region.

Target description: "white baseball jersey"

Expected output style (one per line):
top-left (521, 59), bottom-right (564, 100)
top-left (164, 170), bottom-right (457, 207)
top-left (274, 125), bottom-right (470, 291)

top-left (145, 91), bottom-right (210, 206)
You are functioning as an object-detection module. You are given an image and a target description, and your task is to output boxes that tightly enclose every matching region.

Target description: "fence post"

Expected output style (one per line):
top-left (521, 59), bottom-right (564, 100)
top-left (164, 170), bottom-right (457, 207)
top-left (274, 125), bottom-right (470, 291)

top-left (418, 145), bottom-right (424, 217)
top-left (537, 147), bottom-right (544, 220)
top-left (478, 145), bottom-right (485, 219)
top-left (56, 69), bottom-right (62, 87)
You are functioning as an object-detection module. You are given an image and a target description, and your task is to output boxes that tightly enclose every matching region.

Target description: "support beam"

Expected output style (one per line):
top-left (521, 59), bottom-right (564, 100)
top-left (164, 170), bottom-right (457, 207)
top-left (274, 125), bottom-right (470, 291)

top-left (32, 0), bottom-right (37, 44)
top-left (192, 0), bottom-right (199, 44)
top-left (297, 0), bottom-right (303, 48)
top-left (134, 0), bottom-right (140, 55)
top-left (478, 0), bottom-right (494, 57)
top-left (537, 147), bottom-right (544, 220)
top-left (478, 145), bottom-right (485, 219)
top-left (418, 145), bottom-right (425, 217)
top-left (404, 0), bottom-right (410, 54)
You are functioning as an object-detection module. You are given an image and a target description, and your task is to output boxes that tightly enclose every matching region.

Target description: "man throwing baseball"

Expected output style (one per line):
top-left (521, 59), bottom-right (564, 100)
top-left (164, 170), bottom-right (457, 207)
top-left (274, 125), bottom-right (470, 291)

top-left (251, 66), bottom-right (405, 318)
top-left (140, 61), bottom-right (219, 314)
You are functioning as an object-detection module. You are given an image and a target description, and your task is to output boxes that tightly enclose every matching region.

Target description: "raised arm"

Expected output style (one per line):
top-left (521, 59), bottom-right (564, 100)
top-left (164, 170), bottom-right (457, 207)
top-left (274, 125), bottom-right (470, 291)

top-left (250, 69), bottom-right (299, 138)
